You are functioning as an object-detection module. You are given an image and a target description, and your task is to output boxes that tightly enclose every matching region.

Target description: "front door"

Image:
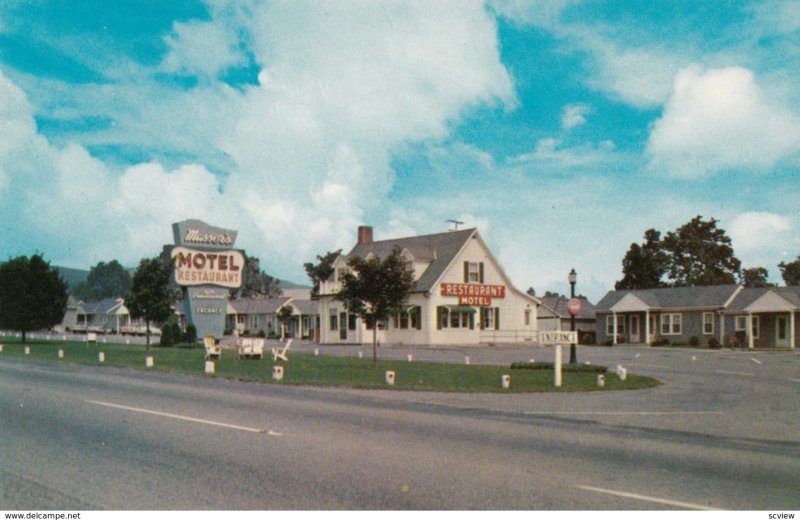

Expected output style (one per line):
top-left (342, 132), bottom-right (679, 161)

top-left (776, 316), bottom-right (790, 348)
top-left (339, 312), bottom-right (347, 341)
top-left (629, 315), bottom-right (640, 343)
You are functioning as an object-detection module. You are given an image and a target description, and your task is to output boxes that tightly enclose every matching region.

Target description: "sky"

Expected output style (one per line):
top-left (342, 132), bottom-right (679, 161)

top-left (1, 0), bottom-right (799, 302)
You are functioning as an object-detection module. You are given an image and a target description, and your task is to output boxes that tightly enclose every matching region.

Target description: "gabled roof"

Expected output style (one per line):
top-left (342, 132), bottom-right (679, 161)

top-left (80, 297), bottom-right (125, 315)
top-left (539, 296), bottom-right (596, 320)
top-left (229, 297), bottom-right (292, 314)
top-left (595, 285), bottom-right (740, 311)
top-left (726, 286), bottom-right (800, 311)
top-left (344, 228), bottom-right (477, 293)
top-left (287, 299), bottom-right (319, 315)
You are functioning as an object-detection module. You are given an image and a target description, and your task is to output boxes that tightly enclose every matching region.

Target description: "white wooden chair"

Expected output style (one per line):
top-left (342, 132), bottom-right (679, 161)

top-left (204, 336), bottom-right (221, 361)
top-left (251, 338), bottom-right (265, 360)
top-left (238, 337), bottom-right (254, 359)
top-left (272, 338), bottom-right (292, 362)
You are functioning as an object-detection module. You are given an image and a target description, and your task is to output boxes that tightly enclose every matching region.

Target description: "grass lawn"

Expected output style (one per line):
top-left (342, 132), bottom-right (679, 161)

top-left (0, 336), bottom-right (659, 393)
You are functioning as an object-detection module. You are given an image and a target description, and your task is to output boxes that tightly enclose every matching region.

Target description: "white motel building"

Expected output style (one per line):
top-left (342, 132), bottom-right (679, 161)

top-left (317, 226), bottom-right (541, 346)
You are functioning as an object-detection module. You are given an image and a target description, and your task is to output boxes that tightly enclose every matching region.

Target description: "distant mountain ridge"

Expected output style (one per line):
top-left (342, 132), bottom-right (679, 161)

top-left (54, 265), bottom-right (308, 293)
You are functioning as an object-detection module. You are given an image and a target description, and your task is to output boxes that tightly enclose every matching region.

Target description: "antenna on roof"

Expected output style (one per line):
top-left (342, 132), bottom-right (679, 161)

top-left (446, 219), bottom-right (464, 231)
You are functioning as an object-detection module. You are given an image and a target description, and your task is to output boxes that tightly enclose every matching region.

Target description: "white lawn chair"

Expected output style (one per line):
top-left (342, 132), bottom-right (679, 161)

top-left (204, 336), bottom-right (221, 360)
top-left (238, 338), bottom-right (254, 359)
top-left (251, 338), bottom-right (265, 360)
top-left (272, 338), bottom-right (292, 362)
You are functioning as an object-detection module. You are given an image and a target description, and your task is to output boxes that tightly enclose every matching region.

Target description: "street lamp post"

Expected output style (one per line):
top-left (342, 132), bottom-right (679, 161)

top-left (569, 268), bottom-right (577, 364)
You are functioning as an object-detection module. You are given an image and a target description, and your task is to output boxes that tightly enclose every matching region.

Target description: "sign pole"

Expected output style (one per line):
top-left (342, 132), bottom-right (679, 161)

top-left (554, 344), bottom-right (562, 387)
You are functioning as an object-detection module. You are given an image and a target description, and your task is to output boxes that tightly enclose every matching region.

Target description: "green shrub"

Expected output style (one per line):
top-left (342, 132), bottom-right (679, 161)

top-left (159, 320), bottom-right (182, 347)
top-left (184, 324), bottom-right (197, 344)
top-left (651, 338), bottom-right (670, 347)
top-left (688, 336), bottom-right (700, 347)
top-left (708, 337), bottom-right (722, 349)
top-left (511, 361), bottom-right (607, 374)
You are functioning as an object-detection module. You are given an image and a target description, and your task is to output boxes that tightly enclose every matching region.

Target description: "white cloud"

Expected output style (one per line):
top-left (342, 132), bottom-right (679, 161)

top-left (646, 66), bottom-right (800, 178)
top-left (561, 103), bottom-right (591, 130)
top-left (510, 137), bottom-right (616, 170)
top-left (0, 3), bottom-right (516, 282)
top-left (729, 212), bottom-right (792, 252)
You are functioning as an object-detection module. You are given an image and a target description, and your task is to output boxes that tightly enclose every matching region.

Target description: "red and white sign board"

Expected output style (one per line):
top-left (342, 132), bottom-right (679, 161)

top-left (567, 297), bottom-right (582, 317)
top-left (440, 283), bottom-right (506, 307)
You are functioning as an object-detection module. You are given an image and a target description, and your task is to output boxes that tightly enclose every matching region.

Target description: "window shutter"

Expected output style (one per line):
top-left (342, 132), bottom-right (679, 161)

top-left (436, 306), bottom-right (442, 330)
top-left (463, 261), bottom-right (469, 283)
top-left (494, 308), bottom-right (500, 330)
top-left (480, 308), bottom-right (485, 330)
top-left (479, 262), bottom-right (484, 283)
top-left (416, 307), bottom-right (422, 330)
top-left (469, 312), bottom-right (474, 330)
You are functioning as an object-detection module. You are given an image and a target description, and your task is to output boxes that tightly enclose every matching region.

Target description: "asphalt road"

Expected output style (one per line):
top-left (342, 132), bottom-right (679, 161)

top-left (1, 345), bottom-right (798, 510)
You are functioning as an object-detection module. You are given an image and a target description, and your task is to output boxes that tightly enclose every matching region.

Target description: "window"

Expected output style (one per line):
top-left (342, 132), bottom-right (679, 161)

top-left (410, 307), bottom-right (421, 330)
top-left (482, 307), bottom-right (494, 330)
top-left (248, 315), bottom-right (258, 330)
top-left (463, 261), bottom-right (484, 283)
top-left (237, 315), bottom-right (246, 325)
top-left (524, 309), bottom-right (531, 326)
top-left (438, 307), bottom-right (473, 329)
top-left (703, 312), bottom-right (714, 335)
top-left (752, 316), bottom-right (760, 338)
top-left (735, 315), bottom-right (747, 330)
top-left (467, 262), bottom-right (480, 282)
top-left (661, 313), bottom-right (682, 335)
top-left (329, 310), bottom-right (338, 331)
top-left (336, 268), bottom-right (348, 282)
top-left (606, 315), bottom-right (625, 335)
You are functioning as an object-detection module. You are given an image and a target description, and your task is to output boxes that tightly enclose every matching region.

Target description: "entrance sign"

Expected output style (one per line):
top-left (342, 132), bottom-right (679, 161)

top-left (170, 219), bottom-right (243, 340)
top-left (539, 330), bottom-right (578, 345)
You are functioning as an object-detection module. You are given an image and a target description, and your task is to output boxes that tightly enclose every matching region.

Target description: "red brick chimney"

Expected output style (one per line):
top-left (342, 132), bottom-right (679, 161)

top-left (357, 225), bottom-right (373, 245)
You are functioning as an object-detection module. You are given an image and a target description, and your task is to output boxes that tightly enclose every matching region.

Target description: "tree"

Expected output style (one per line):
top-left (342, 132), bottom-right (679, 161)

top-left (0, 254), bottom-right (68, 343)
top-left (125, 256), bottom-right (176, 351)
top-left (304, 249), bottom-right (342, 297)
top-left (661, 216), bottom-right (741, 286)
top-left (615, 229), bottom-right (668, 290)
top-left (277, 304), bottom-right (294, 339)
top-left (526, 287), bottom-right (536, 297)
top-left (73, 260), bottom-right (131, 301)
top-left (615, 217), bottom-right (742, 289)
top-left (778, 256), bottom-right (800, 286)
top-left (231, 255), bottom-right (281, 298)
top-left (740, 267), bottom-right (773, 288)
top-left (336, 247), bottom-right (415, 367)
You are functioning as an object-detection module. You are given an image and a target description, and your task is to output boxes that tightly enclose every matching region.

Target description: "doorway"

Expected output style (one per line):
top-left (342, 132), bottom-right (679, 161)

top-left (629, 315), bottom-right (640, 343)
top-left (776, 316), bottom-right (790, 348)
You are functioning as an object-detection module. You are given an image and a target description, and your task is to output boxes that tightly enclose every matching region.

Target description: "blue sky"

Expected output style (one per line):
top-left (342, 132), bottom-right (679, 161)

top-left (1, 0), bottom-right (799, 301)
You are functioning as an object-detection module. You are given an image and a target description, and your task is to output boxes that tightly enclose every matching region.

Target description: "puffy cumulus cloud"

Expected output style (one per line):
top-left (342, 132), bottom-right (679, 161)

top-left (647, 65), bottom-right (800, 178)
top-left (729, 212), bottom-right (792, 252)
top-left (561, 103), bottom-right (591, 130)
top-left (2, 3), bottom-right (515, 282)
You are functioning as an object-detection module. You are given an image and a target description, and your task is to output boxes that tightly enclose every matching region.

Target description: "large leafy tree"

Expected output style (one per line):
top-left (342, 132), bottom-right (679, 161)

top-left (336, 247), bottom-right (415, 368)
top-left (616, 217), bottom-right (741, 289)
top-left (0, 254), bottom-right (68, 343)
top-left (231, 255), bottom-right (281, 298)
top-left (740, 267), bottom-right (773, 288)
top-left (615, 229), bottom-right (668, 290)
top-left (304, 249), bottom-right (342, 297)
top-left (778, 256), bottom-right (800, 286)
top-left (73, 260), bottom-right (131, 301)
top-left (125, 256), bottom-right (176, 350)
top-left (662, 216), bottom-right (741, 286)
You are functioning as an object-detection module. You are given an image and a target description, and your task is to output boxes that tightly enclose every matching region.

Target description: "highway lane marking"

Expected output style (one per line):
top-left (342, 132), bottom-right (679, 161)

top-left (750, 358), bottom-right (762, 365)
top-left (715, 370), bottom-right (755, 377)
top-left (789, 378), bottom-right (800, 383)
top-left (84, 399), bottom-right (270, 434)
top-left (524, 411), bottom-right (722, 416)
top-left (575, 484), bottom-right (721, 511)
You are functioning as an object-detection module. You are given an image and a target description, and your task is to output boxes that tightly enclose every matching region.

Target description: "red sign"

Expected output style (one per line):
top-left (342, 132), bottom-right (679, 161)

top-left (441, 283), bottom-right (505, 307)
top-left (567, 297), bottom-right (582, 317)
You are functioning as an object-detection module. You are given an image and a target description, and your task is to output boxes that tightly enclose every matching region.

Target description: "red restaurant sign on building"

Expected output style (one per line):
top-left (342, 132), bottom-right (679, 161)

top-left (440, 283), bottom-right (506, 307)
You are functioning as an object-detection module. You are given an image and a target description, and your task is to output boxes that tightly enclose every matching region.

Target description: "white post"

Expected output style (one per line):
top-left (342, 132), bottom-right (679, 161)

top-left (554, 344), bottom-right (562, 387)
top-left (612, 313), bottom-right (618, 345)
top-left (205, 361), bottom-right (215, 374)
top-left (407, 354), bottom-right (413, 362)
top-left (645, 310), bottom-right (650, 346)
top-left (146, 356), bottom-right (154, 368)
top-left (719, 313), bottom-right (726, 345)
top-left (25, 346), bottom-right (30, 355)
top-left (385, 371), bottom-right (396, 385)
top-left (747, 312), bottom-right (754, 349)
top-left (98, 352), bottom-right (105, 363)
top-left (790, 311), bottom-right (796, 350)
top-left (58, 349), bottom-right (64, 359)
top-left (501, 374), bottom-right (511, 389)
top-left (272, 365), bottom-right (284, 381)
